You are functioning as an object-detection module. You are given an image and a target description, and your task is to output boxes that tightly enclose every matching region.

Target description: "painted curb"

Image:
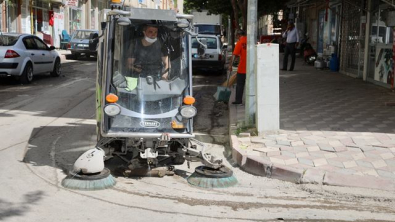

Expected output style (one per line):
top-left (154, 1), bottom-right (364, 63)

top-left (323, 171), bottom-right (395, 191)
top-left (228, 99), bottom-right (395, 191)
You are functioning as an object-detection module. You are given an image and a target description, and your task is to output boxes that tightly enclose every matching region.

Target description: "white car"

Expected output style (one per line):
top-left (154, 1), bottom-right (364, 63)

top-left (0, 33), bottom-right (61, 84)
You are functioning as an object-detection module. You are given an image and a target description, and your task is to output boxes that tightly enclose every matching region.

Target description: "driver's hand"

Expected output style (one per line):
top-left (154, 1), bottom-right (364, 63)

top-left (161, 72), bottom-right (169, 80)
top-left (132, 65), bottom-right (142, 73)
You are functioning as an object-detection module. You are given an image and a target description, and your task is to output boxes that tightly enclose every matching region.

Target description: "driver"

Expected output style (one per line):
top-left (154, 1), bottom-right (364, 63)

top-left (127, 24), bottom-right (170, 80)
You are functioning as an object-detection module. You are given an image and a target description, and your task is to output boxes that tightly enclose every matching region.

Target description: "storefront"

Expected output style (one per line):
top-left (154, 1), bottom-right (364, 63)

top-left (90, 0), bottom-right (107, 30)
top-left (67, 0), bottom-right (83, 34)
top-left (316, 3), bottom-right (341, 56)
top-left (0, 1), bottom-right (3, 32)
top-left (366, 1), bottom-right (394, 88)
top-left (31, 0), bottom-right (50, 35)
top-left (3, 0), bottom-right (19, 33)
top-left (339, 0), bottom-right (367, 77)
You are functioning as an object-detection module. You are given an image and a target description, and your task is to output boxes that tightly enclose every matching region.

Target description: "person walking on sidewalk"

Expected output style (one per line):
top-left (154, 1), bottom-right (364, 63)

top-left (281, 21), bottom-right (299, 71)
top-left (229, 30), bottom-right (247, 105)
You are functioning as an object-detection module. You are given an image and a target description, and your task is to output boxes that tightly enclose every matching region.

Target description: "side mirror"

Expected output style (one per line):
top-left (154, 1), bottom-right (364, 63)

top-left (49, 46), bottom-right (55, 50)
top-left (101, 22), bottom-right (107, 30)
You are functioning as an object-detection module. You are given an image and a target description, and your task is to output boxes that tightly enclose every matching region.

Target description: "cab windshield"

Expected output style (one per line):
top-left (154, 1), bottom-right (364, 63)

top-left (108, 19), bottom-right (191, 134)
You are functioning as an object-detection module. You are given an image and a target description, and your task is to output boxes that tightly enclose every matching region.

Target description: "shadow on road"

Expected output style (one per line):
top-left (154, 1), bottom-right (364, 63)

top-left (0, 191), bottom-right (44, 221)
top-left (23, 123), bottom-right (97, 173)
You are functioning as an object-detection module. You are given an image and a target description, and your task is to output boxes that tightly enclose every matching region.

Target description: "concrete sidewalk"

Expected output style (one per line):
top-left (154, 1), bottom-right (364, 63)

top-left (229, 57), bottom-right (395, 191)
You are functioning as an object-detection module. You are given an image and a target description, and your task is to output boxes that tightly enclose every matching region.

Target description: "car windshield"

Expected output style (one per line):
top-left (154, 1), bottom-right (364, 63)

top-left (191, 37), bottom-right (217, 49)
top-left (109, 20), bottom-right (190, 134)
top-left (195, 25), bottom-right (220, 35)
top-left (72, 30), bottom-right (96, 39)
top-left (0, 35), bottom-right (19, 46)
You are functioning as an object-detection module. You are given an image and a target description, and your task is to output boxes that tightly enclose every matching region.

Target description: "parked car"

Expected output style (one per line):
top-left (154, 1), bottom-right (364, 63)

top-left (0, 33), bottom-right (61, 84)
top-left (191, 34), bottom-right (225, 73)
top-left (69, 29), bottom-right (99, 59)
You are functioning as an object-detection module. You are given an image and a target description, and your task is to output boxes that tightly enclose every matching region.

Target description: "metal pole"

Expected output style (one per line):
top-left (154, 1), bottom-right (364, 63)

top-left (245, 0), bottom-right (257, 126)
top-left (362, 0), bottom-right (371, 81)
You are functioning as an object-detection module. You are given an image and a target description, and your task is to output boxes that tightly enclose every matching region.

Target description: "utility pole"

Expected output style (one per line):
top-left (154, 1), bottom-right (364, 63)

top-left (245, 0), bottom-right (257, 126)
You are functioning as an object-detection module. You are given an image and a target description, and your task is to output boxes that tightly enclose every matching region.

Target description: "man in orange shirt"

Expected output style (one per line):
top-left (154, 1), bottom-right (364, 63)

top-left (228, 30), bottom-right (247, 105)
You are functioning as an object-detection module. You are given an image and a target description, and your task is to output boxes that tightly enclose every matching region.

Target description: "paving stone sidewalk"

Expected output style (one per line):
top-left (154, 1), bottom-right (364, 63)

top-left (228, 58), bottom-right (395, 191)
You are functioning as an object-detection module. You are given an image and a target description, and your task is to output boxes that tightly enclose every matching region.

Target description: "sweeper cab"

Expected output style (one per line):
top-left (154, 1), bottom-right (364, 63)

top-left (62, 7), bottom-right (237, 190)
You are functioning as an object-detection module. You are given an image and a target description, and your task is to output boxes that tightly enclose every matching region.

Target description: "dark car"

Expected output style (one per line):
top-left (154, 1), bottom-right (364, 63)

top-left (69, 29), bottom-right (99, 59)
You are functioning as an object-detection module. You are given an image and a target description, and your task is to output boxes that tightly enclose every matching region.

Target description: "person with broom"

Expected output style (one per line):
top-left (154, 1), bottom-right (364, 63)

top-left (228, 29), bottom-right (247, 105)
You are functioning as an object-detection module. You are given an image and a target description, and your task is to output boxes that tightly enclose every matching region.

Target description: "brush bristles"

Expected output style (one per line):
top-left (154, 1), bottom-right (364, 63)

top-left (61, 175), bottom-right (116, 190)
top-left (187, 172), bottom-right (238, 188)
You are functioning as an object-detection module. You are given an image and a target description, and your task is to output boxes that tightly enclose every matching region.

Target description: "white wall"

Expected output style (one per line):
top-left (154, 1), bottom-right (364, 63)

top-left (255, 43), bottom-right (280, 134)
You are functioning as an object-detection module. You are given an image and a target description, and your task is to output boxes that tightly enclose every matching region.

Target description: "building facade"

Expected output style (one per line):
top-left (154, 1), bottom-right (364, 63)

top-left (273, 0), bottom-right (394, 89)
top-left (0, 0), bottom-right (180, 49)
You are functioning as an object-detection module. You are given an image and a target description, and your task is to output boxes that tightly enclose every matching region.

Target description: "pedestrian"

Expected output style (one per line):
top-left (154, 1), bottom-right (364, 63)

top-left (281, 20), bottom-right (299, 71)
top-left (229, 29), bottom-right (247, 105)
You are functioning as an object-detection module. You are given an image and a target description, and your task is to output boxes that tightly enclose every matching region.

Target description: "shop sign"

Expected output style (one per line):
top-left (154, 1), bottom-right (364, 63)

top-left (66, 0), bottom-right (78, 7)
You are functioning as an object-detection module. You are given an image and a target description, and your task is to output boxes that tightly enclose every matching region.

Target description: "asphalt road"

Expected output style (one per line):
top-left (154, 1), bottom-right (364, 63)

top-left (0, 59), bottom-right (394, 221)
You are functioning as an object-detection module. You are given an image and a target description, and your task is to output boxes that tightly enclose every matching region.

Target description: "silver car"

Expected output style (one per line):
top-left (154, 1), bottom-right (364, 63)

top-left (69, 29), bottom-right (99, 59)
top-left (0, 33), bottom-right (61, 84)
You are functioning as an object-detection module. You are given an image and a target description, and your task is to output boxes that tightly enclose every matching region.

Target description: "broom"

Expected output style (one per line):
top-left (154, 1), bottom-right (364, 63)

top-left (187, 165), bottom-right (238, 188)
top-left (61, 148), bottom-right (117, 190)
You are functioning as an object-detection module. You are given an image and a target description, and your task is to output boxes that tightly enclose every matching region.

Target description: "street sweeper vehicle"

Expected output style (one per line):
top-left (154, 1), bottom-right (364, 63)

top-left (62, 7), bottom-right (237, 190)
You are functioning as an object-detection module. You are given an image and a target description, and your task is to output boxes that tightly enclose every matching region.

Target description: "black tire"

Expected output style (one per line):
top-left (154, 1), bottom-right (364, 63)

top-left (20, 63), bottom-right (33, 84)
top-left (85, 53), bottom-right (91, 58)
top-left (50, 58), bottom-right (61, 77)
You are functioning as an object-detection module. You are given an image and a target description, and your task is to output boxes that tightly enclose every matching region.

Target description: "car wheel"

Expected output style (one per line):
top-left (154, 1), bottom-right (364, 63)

top-left (85, 53), bottom-right (91, 58)
top-left (50, 58), bottom-right (61, 77)
top-left (20, 63), bottom-right (33, 84)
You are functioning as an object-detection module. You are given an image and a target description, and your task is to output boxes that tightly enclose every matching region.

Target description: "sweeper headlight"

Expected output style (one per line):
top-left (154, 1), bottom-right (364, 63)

top-left (104, 104), bottom-right (121, 116)
top-left (180, 105), bottom-right (197, 118)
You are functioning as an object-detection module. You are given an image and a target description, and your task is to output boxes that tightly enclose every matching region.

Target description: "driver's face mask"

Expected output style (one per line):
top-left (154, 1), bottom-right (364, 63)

top-left (144, 35), bottom-right (157, 43)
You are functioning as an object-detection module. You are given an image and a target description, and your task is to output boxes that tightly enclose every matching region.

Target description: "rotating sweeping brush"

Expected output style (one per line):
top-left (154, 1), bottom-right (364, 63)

top-left (61, 168), bottom-right (116, 190)
top-left (61, 148), bottom-right (116, 190)
top-left (187, 165), bottom-right (238, 188)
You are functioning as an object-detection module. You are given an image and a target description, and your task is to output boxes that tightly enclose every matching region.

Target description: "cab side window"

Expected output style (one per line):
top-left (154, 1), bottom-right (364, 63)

top-left (23, 37), bottom-right (37, 50)
top-left (33, 37), bottom-right (49, 50)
